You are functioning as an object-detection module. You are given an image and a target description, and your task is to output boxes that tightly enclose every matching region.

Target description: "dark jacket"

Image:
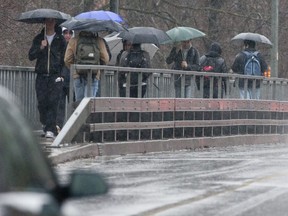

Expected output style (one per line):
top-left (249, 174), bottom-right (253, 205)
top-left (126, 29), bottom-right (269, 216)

top-left (200, 42), bottom-right (227, 74)
top-left (166, 46), bottom-right (201, 86)
top-left (119, 44), bottom-right (151, 85)
top-left (199, 42), bottom-right (228, 97)
top-left (29, 26), bottom-right (66, 75)
top-left (231, 47), bottom-right (268, 88)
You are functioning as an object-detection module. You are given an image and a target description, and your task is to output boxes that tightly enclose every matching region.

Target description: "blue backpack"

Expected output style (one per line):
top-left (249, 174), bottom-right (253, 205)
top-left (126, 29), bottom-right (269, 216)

top-left (243, 51), bottom-right (261, 76)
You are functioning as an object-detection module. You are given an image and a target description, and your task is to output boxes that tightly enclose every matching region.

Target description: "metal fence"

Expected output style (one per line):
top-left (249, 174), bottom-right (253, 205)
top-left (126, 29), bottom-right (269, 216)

top-left (0, 66), bottom-right (39, 129)
top-left (70, 64), bottom-right (288, 100)
top-left (1, 64), bottom-right (288, 129)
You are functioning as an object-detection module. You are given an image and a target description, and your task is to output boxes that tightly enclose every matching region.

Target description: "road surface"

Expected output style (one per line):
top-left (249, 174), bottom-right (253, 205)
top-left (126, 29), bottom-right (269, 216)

top-left (55, 143), bottom-right (288, 216)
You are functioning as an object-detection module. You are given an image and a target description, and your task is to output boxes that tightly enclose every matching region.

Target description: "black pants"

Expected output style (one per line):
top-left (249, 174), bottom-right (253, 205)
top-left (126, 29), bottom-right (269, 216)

top-left (56, 86), bottom-right (69, 128)
top-left (130, 85), bottom-right (147, 98)
top-left (36, 74), bottom-right (62, 135)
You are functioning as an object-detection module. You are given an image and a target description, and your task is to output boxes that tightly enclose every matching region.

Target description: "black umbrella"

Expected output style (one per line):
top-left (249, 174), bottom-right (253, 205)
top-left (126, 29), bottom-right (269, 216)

top-left (60, 17), bottom-right (126, 33)
top-left (231, 32), bottom-right (273, 46)
top-left (118, 27), bottom-right (171, 45)
top-left (16, 8), bottom-right (71, 24)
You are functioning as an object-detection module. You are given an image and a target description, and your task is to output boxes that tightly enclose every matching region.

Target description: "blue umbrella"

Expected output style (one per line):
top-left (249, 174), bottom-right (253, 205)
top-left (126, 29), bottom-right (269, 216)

top-left (60, 17), bottom-right (126, 33)
top-left (75, 10), bottom-right (124, 23)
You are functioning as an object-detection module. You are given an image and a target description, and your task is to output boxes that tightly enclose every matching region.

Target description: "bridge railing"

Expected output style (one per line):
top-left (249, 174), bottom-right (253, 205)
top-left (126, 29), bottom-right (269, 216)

top-left (1, 64), bottom-right (288, 130)
top-left (0, 66), bottom-right (39, 129)
top-left (69, 64), bottom-right (288, 101)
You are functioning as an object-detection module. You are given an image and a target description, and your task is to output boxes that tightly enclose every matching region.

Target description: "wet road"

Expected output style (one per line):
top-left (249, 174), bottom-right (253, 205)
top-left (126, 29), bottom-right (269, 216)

top-left (55, 143), bottom-right (288, 216)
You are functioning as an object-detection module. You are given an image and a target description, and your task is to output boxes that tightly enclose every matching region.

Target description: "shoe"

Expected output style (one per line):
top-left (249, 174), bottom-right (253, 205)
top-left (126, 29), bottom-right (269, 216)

top-left (45, 131), bottom-right (55, 139)
top-left (56, 125), bottom-right (61, 134)
top-left (41, 125), bottom-right (46, 137)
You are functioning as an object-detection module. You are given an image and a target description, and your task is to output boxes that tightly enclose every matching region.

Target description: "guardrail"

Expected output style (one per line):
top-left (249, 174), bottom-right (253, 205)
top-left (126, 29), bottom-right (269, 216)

top-left (51, 64), bottom-right (288, 147)
top-left (0, 66), bottom-right (39, 129)
top-left (1, 64), bottom-right (288, 133)
top-left (68, 64), bottom-right (288, 101)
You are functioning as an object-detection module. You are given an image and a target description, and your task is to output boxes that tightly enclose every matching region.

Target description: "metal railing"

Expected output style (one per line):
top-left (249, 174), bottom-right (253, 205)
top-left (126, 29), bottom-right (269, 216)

top-left (1, 64), bottom-right (288, 130)
top-left (0, 65), bottom-right (39, 129)
top-left (69, 64), bottom-right (288, 100)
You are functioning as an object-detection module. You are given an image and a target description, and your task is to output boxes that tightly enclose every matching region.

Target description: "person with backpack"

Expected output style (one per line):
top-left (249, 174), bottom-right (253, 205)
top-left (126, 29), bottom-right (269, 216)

top-left (64, 31), bottom-right (109, 102)
top-left (56, 28), bottom-right (74, 133)
top-left (119, 43), bottom-right (151, 98)
top-left (116, 39), bottom-right (132, 97)
top-left (199, 42), bottom-right (228, 98)
top-left (28, 18), bottom-right (66, 139)
top-left (231, 39), bottom-right (268, 99)
top-left (166, 39), bottom-right (201, 98)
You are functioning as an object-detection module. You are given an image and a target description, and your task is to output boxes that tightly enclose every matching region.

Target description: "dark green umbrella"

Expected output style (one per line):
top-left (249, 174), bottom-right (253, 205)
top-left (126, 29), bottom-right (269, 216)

top-left (165, 26), bottom-right (206, 43)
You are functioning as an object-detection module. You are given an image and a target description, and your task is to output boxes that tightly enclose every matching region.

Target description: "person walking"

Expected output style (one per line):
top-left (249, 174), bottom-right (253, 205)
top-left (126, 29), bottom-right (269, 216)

top-left (56, 28), bottom-right (74, 132)
top-left (116, 39), bottom-right (132, 97)
top-left (119, 43), bottom-right (151, 98)
top-left (166, 39), bottom-right (201, 98)
top-left (231, 39), bottom-right (268, 99)
top-left (28, 18), bottom-right (66, 139)
top-left (64, 31), bottom-right (109, 102)
top-left (199, 42), bottom-right (228, 98)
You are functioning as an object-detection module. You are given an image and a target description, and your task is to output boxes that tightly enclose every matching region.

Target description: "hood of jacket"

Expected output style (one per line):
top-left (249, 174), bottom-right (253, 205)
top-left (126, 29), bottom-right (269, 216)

top-left (206, 42), bottom-right (222, 58)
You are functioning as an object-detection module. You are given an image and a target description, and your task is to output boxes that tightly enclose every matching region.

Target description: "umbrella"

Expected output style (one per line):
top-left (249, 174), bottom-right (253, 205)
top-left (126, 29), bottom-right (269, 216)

top-left (231, 32), bottom-right (273, 46)
top-left (60, 17), bottom-right (126, 33)
top-left (118, 27), bottom-right (171, 45)
top-left (75, 10), bottom-right (124, 23)
top-left (16, 8), bottom-right (71, 24)
top-left (104, 33), bottom-right (159, 65)
top-left (165, 26), bottom-right (206, 43)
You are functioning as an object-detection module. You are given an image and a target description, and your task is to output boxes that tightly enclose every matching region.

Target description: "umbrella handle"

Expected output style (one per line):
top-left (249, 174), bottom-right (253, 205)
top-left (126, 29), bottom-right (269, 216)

top-left (180, 50), bottom-right (184, 61)
top-left (44, 23), bottom-right (46, 40)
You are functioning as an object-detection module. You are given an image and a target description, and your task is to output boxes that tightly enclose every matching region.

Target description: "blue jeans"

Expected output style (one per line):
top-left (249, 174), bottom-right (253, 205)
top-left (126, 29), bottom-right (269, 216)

top-left (74, 77), bottom-right (99, 102)
top-left (175, 85), bottom-right (192, 98)
top-left (239, 88), bottom-right (260, 99)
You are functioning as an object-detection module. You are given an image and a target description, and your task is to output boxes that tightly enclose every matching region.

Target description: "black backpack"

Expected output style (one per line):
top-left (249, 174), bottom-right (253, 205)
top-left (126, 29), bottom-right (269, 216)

top-left (124, 50), bottom-right (149, 85)
top-left (125, 50), bottom-right (148, 68)
top-left (201, 56), bottom-right (224, 73)
top-left (76, 35), bottom-right (100, 65)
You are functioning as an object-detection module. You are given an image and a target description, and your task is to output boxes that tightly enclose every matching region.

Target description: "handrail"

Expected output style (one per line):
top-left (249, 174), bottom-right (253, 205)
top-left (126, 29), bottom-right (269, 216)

top-left (1, 64), bottom-right (288, 131)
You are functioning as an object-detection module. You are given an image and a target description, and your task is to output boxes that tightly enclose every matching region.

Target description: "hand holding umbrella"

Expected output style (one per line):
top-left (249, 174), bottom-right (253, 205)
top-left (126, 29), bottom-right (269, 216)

top-left (16, 8), bottom-right (71, 40)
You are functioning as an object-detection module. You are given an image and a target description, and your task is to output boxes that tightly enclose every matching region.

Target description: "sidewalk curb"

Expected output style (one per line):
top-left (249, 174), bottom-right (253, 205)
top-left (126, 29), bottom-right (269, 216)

top-left (48, 134), bottom-right (288, 165)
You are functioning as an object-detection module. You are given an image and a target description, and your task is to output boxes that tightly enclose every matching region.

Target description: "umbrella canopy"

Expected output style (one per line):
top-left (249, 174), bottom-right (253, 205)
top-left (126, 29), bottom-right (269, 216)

top-left (16, 8), bottom-right (71, 24)
top-left (118, 27), bottom-right (171, 45)
top-left (75, 10), bottom-right (124, 23)
top-left (165, 26), bottom-right (206, 43)
top-left (231, 32), bottom-right (273, 46)
top-left (104, 33), bottom-right (159, 65)
top-left (60, 18), bottom-right (126, 33)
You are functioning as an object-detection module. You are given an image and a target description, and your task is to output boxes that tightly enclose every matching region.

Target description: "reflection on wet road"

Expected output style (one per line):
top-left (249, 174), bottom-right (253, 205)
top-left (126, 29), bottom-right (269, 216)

top-left (55, 143), bottom-right (288, 216)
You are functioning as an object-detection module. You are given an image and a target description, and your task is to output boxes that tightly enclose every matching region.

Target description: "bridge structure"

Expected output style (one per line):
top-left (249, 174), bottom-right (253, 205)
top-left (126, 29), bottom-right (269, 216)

top-left (1, 65), bottom-right (288, 161)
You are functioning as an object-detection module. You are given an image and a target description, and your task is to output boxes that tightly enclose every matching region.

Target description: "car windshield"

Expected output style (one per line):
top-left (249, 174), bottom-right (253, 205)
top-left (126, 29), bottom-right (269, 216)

top-left (0, 90), bottom-right (57, 193)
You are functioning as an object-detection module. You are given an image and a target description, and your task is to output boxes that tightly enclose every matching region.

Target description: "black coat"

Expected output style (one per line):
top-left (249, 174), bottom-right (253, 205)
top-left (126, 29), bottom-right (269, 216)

top-left (166, 46), bottom-right (201, 86)
top-left (29, 27), bottom-right (66, 75)
top-left (231, 48), bottom-right (268, 88)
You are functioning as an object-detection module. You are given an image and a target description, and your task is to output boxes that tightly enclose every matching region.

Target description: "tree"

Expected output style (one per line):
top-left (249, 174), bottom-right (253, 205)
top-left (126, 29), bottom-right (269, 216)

top-left (2, 0), bottom-right (288, 78)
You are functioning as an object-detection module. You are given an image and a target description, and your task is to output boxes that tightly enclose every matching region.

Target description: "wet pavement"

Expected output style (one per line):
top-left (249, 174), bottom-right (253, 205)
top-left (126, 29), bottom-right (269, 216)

top-left (54, 142), bottom-right (288, 216)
